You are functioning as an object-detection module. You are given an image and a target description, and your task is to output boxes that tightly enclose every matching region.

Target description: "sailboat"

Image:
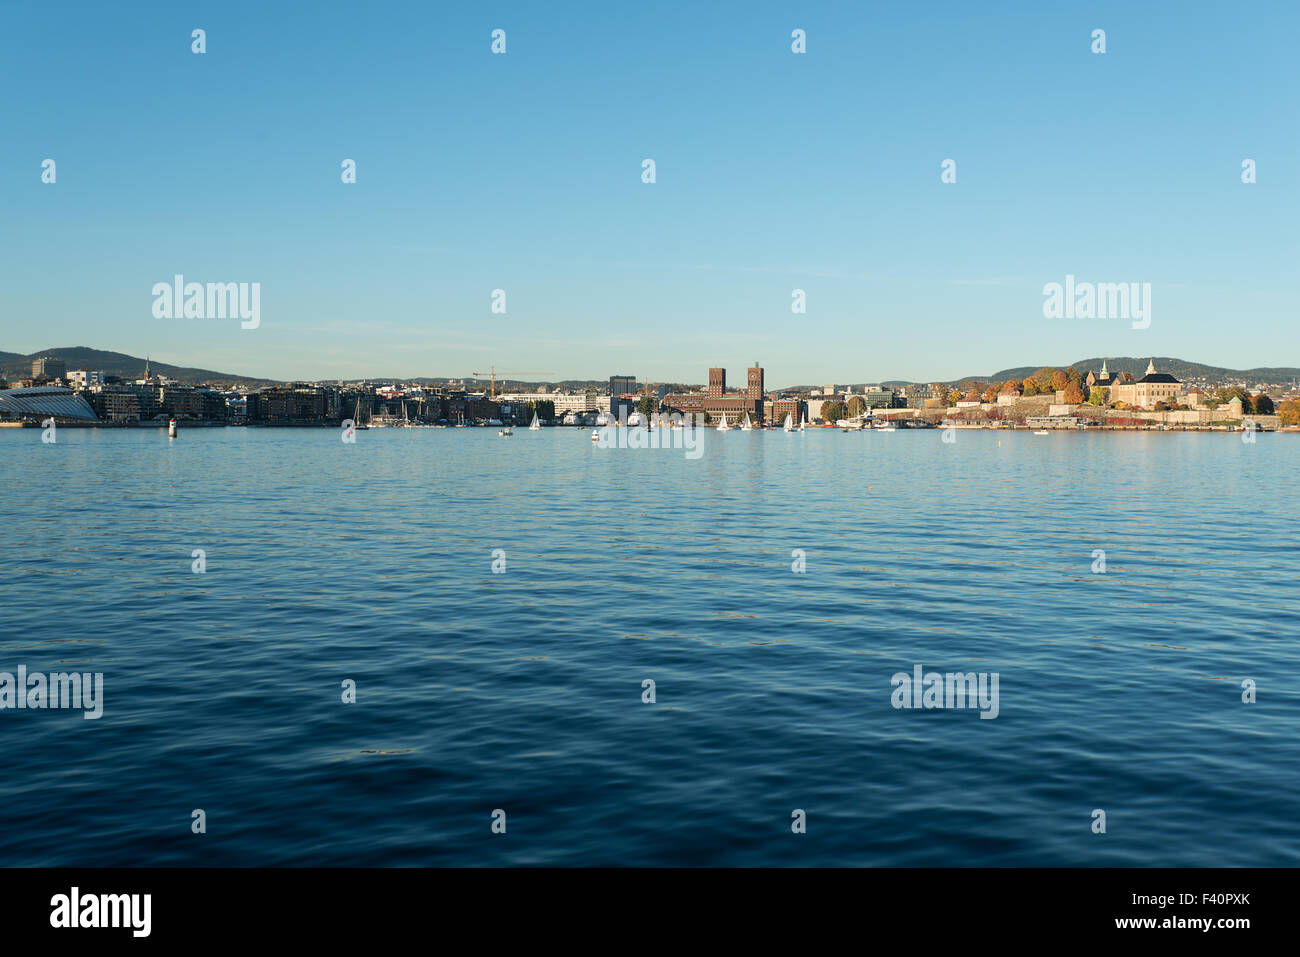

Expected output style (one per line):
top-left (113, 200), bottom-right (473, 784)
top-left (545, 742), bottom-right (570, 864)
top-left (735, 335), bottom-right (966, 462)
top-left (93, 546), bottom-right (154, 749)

top-left (529, 413), bottom-right (541, 431)
top-left (783, 414), bottom-right (794, 433)
top-left (799, 416), bottom-right (806, 433)
top-left (740, 413), bottom-right (754, 431)
top-left (717, 414), bottom-right (730, 432)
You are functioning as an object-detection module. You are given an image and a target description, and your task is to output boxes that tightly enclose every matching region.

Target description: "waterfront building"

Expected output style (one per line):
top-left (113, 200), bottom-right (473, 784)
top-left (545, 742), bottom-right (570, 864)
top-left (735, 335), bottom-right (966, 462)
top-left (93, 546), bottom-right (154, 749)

top-left (664, 363), bottom-right (766, 423)
top-left (1107, 359), bottom-right (1181, 408)
top-left (0, 386), bottom-right (97, 422)
top-left (86, 388), bottom-right (140, 422)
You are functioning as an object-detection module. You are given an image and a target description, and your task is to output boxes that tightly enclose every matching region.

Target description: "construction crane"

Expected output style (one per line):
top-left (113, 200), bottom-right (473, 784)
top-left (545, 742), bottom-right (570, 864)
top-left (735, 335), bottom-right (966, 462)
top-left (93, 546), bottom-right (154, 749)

top-left (470, 366), bottom-right (552, 399)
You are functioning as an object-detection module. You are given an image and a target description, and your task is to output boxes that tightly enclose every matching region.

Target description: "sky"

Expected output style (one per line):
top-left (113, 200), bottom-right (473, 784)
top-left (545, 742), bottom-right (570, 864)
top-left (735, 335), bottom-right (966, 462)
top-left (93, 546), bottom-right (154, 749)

top-left (1, 0), bottom-right (1297, 387)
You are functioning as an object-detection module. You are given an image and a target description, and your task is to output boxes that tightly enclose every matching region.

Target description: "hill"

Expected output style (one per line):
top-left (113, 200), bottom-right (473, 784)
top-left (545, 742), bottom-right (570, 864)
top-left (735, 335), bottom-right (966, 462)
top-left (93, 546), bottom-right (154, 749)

top-left (2, 347), bottom-right (278, 387)
top-left (978, 358), bottom-right (1300, 387)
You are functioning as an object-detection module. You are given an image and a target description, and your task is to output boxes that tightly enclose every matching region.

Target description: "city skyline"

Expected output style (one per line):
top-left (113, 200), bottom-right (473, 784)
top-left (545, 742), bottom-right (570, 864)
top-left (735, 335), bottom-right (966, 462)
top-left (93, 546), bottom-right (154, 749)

top-left (3, 1), bottom-right (1297, 383)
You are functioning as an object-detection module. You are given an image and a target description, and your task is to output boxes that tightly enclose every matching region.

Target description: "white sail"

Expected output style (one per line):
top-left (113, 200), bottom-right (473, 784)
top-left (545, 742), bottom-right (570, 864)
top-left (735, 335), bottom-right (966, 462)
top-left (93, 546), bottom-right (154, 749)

top-left (717, 414), bottom-right (730, 431)
top-left (529, 413), bottom-right (541, 430)
top-left (783, 414), bottom-right (793, 432)
top-left (741, 413), bottom-right (753, 431)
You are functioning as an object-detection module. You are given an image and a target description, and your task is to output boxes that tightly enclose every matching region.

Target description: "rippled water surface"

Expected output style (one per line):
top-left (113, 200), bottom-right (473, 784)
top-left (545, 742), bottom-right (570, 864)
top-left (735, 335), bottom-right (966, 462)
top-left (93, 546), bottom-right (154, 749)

top-left (1, 426), bottom-right (1296, 866)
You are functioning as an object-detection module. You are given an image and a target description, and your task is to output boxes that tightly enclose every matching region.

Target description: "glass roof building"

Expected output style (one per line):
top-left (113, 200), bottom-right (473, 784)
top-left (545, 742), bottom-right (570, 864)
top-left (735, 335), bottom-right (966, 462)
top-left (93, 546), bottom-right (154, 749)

top-left (0, 386), bottom-right (99, 422)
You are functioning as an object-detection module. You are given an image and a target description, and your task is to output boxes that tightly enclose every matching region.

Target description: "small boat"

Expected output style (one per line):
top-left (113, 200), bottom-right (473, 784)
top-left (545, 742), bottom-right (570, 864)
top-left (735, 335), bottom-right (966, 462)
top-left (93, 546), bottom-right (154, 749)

top-left (528, 414), bottom-right (541, 431)
top-left (591, 429), bottom-right (599, 442)
top-left (1034, 430), bottom-right (1050, 435)
top-left (499, 426), bottom-right (513, 436)
top-left (740, 413), bottom-right (754, 432)
top-left (799, 416), bottom-right (806, 433)
top-left (717, 415), bottom-right (730, 432)
top-left (877, 424), bottom-right (896, 432)
top-left (783, 414), bottom-right (794, 433)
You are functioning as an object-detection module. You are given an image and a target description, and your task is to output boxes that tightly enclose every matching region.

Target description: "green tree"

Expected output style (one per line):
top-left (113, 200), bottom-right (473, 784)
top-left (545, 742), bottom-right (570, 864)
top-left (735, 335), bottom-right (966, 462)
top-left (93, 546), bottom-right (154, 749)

top-left (1248, 394), bottom-right (1274, 414)
top-left (821, 400), bottom-right (846, 423)
top-left (636, 395), bottom-right (657, 416)
top-left (1088, 386), bottom-right (1109, 406)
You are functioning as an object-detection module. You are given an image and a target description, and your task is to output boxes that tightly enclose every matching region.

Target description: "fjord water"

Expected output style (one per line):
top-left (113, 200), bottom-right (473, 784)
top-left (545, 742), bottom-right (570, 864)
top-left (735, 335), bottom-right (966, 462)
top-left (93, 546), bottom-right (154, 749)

top-left (1, 427), bottom-right (1296, 867)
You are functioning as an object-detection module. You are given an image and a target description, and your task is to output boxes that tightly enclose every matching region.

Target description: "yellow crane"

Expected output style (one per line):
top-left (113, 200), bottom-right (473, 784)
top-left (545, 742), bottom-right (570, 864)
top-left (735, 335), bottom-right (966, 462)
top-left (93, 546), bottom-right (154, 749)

top-left (470, 367), bottom-right (553, 399)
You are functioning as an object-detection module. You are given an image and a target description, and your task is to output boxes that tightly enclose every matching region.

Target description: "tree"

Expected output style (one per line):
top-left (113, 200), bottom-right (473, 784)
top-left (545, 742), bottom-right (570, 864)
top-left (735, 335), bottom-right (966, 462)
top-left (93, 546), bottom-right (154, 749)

top-left (982, 384), bottom-right (998, 403)
top-left (1001, 378), bottom-right (1022, 394)
top-left (846, 396), bottom-right (866, 417)
top-left (1063, 383), bottom-right (1085, 404)
top-left (1278, 399), bottom-right (1300, 426)
top-left (1248, 394), bottom-right (1274, 414)
top-left (636, 395), bottom-right (657, 416)
top-left (1021, 376), bottom-right (1042, 396)
top-left (1088, 386), bottom-right (1109, 406)
top-left (821, 400), bottom-right (846, 423)
top-left (524, 399), bottom-right (554, 421)
top-left (1051, 370), bottom-right (1069, 391)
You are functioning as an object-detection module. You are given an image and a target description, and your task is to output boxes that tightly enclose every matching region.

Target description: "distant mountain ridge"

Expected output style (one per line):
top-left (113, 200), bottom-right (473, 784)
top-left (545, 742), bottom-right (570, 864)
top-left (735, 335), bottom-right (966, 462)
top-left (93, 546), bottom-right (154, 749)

top-left (0, 347), bottom-right (278, 387)
top-left (4, 348), bottom-right (1296, 392)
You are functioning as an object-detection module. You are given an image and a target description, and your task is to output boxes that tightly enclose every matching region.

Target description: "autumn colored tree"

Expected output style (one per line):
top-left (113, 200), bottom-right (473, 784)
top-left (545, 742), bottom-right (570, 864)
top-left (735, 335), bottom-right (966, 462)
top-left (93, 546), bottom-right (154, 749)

top-left (821, 400), bottom-right (846, 423)
top-left (982, 384), bottom-right (998, 403)
top-left (846, 396), bottom-right (866, 417)
top-left (1248, 394), bottom-right (1274, 414)
top-left (1063, 383), bottom-right (1085, 404)
top-left (1278, 399), bottom-right (1300, 426)
top-left (1051, 370), bottom-right (1069, 391)
top-left (1021, 376), bottom-right (1042, 396)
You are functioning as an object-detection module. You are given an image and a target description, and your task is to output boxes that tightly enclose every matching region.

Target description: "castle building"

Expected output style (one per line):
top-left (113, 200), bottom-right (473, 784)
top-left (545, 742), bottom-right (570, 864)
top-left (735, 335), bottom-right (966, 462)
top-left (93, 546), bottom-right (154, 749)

top-left (1105, 359), bottom-right (1181, 408)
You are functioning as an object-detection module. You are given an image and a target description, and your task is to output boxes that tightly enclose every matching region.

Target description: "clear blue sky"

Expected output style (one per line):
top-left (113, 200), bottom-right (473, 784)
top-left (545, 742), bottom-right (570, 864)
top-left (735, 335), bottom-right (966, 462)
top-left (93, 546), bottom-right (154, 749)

top-left (2, 0), bottom-right (1296, 386)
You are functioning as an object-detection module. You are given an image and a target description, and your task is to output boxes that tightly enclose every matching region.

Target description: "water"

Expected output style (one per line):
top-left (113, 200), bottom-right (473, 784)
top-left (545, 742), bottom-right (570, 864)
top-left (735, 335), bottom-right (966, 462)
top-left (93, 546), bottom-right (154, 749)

top-left (1, 426), bottom-right (1296, 866)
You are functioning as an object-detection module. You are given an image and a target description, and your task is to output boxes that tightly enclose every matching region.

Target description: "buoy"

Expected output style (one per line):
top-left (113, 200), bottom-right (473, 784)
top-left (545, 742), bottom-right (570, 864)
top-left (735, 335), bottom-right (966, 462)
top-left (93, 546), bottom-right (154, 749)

top-left (168, 418), bottom-right (177, 438)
